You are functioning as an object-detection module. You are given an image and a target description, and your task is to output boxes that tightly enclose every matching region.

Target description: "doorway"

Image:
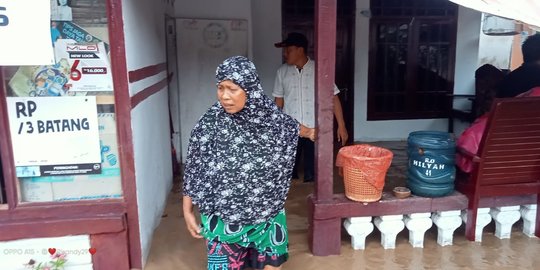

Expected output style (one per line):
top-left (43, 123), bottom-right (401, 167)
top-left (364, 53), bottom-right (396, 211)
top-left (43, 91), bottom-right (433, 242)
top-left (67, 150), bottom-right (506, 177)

top-left (165, 15), bottom-right (181, 174)
top-left (175, 18), bottom-right (249, 162)
top-left (282, 0), bottom-right (356, 144)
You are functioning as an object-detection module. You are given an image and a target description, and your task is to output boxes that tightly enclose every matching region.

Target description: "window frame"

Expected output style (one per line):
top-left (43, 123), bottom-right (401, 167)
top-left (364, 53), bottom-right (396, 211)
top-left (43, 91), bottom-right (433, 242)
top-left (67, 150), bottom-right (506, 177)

top-left (0, 0), bottom-right (130, 218)
top-left (367, 5), bottom-right (458, 120)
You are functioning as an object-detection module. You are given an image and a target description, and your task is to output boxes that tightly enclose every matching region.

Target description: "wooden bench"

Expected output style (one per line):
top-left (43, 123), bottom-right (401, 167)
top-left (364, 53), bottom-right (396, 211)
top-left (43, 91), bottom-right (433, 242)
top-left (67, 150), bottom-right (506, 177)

top-left (455, 97), bottom-right (540, 241)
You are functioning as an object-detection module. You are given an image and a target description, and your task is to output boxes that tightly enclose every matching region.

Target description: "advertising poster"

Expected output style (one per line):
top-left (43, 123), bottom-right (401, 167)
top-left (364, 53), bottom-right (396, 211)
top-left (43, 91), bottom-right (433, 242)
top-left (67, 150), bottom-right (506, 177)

top-left (0, 0), bottom-right (55, 65)
top-left (54, 21), bottom-right (110, 51)
top-left (54, 39), bottom-right (113, 92)
top-left (8, 21), bottom-right (111, 97)
top-left (8, 63), bottom-right (72, 97)
top-left (50, 0), bottom-right (72, 21)
top-left (6, 96), bottom-right (101, 175)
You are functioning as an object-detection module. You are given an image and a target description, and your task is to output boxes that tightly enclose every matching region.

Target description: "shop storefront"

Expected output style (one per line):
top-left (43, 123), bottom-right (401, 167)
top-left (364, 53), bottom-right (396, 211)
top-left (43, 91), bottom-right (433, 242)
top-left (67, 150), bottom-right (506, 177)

top-left (0, 0), bottom-right (152, 268)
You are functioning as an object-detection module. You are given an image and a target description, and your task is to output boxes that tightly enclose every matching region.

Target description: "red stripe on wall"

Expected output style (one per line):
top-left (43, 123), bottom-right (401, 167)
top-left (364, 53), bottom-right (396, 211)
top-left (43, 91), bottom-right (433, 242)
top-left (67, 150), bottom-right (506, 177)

top-left (128, 62), bottom-right (167, 83)
top-left (130, 77), bottom-right (168, 109)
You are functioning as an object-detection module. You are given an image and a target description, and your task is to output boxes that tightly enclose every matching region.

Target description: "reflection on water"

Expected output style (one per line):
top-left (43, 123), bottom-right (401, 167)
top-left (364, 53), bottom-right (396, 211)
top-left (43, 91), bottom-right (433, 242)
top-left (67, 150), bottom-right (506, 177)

top-left (286, 217), bottom-right (539, 270)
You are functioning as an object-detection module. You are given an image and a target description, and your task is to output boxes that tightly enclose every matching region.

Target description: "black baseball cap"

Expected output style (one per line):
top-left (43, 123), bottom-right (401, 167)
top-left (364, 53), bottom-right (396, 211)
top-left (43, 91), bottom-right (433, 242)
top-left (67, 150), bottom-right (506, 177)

top-left (274, 32), bottom-right (308, 49)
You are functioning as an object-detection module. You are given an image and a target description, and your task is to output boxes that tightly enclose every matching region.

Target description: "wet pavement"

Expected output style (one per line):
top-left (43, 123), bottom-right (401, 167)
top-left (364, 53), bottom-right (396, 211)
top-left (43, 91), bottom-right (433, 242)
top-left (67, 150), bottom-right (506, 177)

top-left (144, 141), bottom-right (540, 270)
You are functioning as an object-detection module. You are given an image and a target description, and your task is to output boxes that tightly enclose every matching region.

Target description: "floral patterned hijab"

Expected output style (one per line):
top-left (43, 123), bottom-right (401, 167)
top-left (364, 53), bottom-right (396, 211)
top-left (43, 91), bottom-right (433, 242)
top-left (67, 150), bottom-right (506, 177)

top-left (183, 56), bottom-right (299, 225)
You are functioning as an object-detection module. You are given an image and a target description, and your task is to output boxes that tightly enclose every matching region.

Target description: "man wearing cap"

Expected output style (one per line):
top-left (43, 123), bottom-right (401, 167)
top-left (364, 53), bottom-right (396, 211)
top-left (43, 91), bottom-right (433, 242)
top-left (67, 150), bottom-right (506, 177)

top-left (273, 32), bottom-right (348, 183)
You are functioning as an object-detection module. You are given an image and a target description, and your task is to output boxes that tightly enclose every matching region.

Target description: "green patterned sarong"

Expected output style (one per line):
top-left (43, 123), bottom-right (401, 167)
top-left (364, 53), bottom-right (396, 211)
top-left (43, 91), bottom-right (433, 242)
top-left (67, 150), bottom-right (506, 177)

top-left (201, 210), bottom-right (288, 263)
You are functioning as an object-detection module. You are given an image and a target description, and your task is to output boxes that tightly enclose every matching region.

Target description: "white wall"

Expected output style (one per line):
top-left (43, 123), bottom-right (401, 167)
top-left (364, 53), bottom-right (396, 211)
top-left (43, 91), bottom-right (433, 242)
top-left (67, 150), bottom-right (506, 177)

top-left (353, 0), bottom-right (483, 141)
top-left (477, 34), bottom-right (513, 70)
top-left (451, 6), bottom-right (483, 135)
top-left (130, 91), bottom-right (172, 266)
top-left (122, 0), bottom-right (174, 265)
top-left (251, 0), bottom-right (283, 95)
top-left (454, 6), bottom-right (482, 96)
top-left (477, 13), bottom-right (514, 70)
top-left (175, 0), bottom-right (252, 58)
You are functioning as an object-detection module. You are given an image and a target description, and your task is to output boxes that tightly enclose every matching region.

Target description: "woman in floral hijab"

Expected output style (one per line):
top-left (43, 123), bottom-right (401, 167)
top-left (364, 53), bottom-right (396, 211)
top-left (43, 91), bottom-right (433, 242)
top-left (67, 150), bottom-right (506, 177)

top-left (183, 56), bottom-right (316, 270)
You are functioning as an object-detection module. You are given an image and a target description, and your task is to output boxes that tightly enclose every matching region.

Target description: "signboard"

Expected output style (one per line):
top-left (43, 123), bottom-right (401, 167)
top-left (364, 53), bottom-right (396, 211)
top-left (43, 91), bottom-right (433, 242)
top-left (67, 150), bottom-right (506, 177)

top-left (6, 97), bottom-right (101, 170)
top-left (0, 0), bottom-right (55, 65)
top-left (20, 113), bottom-right (122, 202)
top-left (54, 40), bottom-right (114, 92)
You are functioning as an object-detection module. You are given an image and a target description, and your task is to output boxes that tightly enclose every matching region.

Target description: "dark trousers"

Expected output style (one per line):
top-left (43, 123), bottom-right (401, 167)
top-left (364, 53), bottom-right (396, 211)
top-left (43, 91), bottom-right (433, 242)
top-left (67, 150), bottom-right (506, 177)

top-left (293, 137), bottom-right (314, 181)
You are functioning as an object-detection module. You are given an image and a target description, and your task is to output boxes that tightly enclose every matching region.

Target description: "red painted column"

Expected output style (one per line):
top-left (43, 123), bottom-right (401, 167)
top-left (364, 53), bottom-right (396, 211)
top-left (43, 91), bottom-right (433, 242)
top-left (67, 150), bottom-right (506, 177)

top-left (314, 0), bottom-right (336, 201)
top-left (91, 230), bottom-right (130, 269)
top-left (310, 0), bottom-right (341, 256)
top-left (536, 193), bottom-right (540, 238)
top-left (107, 0), bottom-right (142, 268)
top-left (0, 68), bottom-right (19, 209)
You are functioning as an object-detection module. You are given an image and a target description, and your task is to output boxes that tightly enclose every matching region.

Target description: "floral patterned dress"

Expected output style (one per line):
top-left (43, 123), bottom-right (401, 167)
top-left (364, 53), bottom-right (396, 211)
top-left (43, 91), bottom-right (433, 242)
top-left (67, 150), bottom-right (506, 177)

top-left (183, 56), bottom-right (299, 269)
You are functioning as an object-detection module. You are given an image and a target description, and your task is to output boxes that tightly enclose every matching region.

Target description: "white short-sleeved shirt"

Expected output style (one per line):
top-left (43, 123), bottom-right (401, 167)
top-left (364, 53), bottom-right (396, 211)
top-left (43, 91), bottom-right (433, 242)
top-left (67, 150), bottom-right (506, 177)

top-left (272, 59), bottom-right (339, 128)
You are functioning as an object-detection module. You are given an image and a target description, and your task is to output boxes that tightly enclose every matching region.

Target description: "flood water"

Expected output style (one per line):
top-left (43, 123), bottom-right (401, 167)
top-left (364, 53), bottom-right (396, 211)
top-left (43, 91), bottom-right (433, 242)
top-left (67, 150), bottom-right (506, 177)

top-left (145, 142), bottom-right (540, 270)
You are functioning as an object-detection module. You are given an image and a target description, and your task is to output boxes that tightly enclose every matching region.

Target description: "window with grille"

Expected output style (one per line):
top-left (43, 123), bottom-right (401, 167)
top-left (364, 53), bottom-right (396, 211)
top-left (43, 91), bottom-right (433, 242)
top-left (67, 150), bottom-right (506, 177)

top-left (368, 0), bottom-right (458, 120)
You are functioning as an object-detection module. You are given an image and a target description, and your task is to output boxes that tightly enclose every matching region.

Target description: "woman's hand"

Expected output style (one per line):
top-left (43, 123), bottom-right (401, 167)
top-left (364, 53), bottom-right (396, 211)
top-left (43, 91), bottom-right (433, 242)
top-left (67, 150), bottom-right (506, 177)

top-left (184, 211), bottom-right (203, 239)
top-left (183, 196), bottom-right (203, 239)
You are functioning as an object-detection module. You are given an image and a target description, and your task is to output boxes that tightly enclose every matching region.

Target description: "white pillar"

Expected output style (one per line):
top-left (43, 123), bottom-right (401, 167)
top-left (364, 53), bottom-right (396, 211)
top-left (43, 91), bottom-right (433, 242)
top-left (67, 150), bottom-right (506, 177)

top-left (520, 204), bottom-right (537, 238)
top-left (374, 215), bottom-right (405, 249)
top-left (432, 210), bottom-right (462, 246)
top-left (404, 213), bottom-right (433, 248)
top-left (490, 206), bottom-right (521, 239)
top-left (461, 208), bottom-right (492, 242)
top-left (343, 217), bottom-right (374, 250)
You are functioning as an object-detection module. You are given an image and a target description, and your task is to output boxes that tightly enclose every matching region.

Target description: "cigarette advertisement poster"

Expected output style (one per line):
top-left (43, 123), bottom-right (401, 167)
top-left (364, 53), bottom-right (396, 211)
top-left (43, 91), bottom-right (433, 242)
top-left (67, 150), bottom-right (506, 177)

top-left (7, 96), bottom-right (101, 176)
top-left (0, 0), bottom-right (55, 65)
top-left (54, 21), bottom-right (109, 50)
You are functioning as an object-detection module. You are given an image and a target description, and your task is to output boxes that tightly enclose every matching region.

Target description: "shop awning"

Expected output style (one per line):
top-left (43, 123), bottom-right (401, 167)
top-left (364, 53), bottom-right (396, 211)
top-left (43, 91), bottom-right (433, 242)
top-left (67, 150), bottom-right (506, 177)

top-left (449, 0), bottom-right (540, 29)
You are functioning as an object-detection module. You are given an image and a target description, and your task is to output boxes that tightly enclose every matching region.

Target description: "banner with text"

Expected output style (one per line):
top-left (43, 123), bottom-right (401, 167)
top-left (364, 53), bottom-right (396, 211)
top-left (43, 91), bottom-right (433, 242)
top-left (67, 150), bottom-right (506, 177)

top-left (7, 96), bottom-right (101, 167)
top-left (0, 0), bottom-right (55, 65)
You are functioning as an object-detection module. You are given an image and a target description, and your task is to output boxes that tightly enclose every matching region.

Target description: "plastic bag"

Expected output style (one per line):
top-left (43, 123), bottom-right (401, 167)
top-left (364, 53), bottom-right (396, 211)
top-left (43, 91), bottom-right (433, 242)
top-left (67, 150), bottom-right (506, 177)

top-left (336, 144), bottom-right (393, 190)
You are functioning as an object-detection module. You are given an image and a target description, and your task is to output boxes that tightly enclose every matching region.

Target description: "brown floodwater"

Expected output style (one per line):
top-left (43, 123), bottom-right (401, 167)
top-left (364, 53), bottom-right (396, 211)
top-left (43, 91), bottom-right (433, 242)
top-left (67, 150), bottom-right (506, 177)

top-left (145, 142), bottom-right (540, 270)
